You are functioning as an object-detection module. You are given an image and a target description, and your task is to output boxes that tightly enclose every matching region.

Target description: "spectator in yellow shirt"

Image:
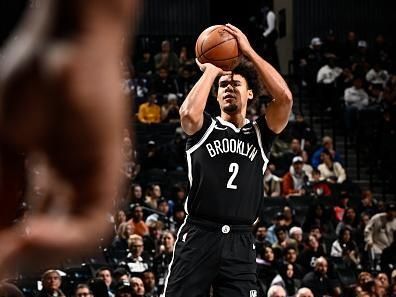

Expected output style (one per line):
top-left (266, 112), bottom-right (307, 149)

top-left (137, 93), bottom-right (161, 124)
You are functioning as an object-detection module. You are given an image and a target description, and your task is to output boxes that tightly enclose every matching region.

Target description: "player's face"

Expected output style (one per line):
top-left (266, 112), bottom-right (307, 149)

top-left (217, 74), bottom-right (253, 115)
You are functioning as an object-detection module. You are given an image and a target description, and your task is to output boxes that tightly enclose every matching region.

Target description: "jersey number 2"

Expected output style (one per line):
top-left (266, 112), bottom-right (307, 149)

top-left (227, 162), bottom-right (239, 189)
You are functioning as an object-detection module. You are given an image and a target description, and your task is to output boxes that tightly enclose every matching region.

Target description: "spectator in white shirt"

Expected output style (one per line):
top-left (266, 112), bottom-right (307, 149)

top-left (317, 54), bottom-right (342, 85)
top-left (344, 77), bottom-right (369, 136)
top-left (366, 62), bottom-right (389, 88)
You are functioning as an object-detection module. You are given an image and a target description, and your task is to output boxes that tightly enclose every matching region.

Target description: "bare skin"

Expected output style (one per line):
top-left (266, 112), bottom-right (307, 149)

top-left (0, 0), bottom-right (141, 277)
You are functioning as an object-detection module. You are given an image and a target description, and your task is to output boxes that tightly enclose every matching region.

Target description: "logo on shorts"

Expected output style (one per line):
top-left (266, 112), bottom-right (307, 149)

top-left (250, 290), bottom-right (257, 297)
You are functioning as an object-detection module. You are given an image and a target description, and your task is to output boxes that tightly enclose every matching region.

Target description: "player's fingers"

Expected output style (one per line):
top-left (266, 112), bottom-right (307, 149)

top-left (225, 23), bottom-right (241, 33)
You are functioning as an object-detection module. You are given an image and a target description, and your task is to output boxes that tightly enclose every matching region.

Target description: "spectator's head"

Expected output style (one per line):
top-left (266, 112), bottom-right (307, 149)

top-left (173, 206), bottom-right (186, 223)
top-left (322, 136), bottom-right (333, 150)
top-left (128, 234), bottom-right (144, 257)
top-left (148, 184), bottom-right (162, 199)
top-left (347, 31), bottom-right (357, 42)
top-left (358, 40), bottom-right (368, 52)
top-left (157, 198), bottom-right (169, 215)
top-left (320, 149), bottom-right (333, 163)
top-left (113, 268), bottom-right (130, 284)
top-left (344, 207), bottom-right (356, 223)
top-left (289, 226), bottom-right (303, 243)
top-left (158, 67), bottom-right (169, 79)
top-left (147, 220), bottom-right (164, 239)
top-left (161, 40), bottom-right (171, 53)
top-left (142, 271), bottom-right (156, 293)
top-left (255, 224), bottom-right (268, 241)
top-left (267, 285), bottom-right (286, 297)
top-left (296, 288), bottom-right (314, 297)
top-left (131, 204), bottom-right (144, 222)
top-left (74, 284), bottom-right (93, 297)
top-left (358, 272), bottom-right (373, 287)
top-left (353, 77), bottom-right (364, 89)
top-left (375, 273), bottom-right (389, 289)
top-left (117, 222), bottom-right (134, 240)
top-left (263, 246), bottom-right (275, 262)
top-left (273, 212), bottom-right (286, 226)
top-left (131, 184), bottom-right (143, 201)
top-left (284, 246), bottom-right (298, 264)
top-left (309, 225), bottom-right (322, 240)
top-left (115, 210), bottom-right (127, 226)
top-left (386, 202), bottom-right (396, 220)
top-left (307, 235), bottom-right (319, 251)
top-left (275, 226), bottom-right (288, 243)
top-left (130, 277), bottom-right (145, 297)
top-left (167, 93), bottom-right (178, 105)
top-left (147, 93), bottom-right (157, 104)
top-left (359, 212), bottom-right (370, 227)
top-left (310, 37), bottom-right (322, 50)
top-left (290, 138), bottom-right (301, 153)
top-left (283, 206), bottom-right (294, 221)
top-left (338, 226), bottom-right (352, 243)
top-left (96, 267), bottom-right (113, 289)
top-left (312, 168), bottom-right (322, 181)
top-left (314, 256), bottom-right (328, 276)
top-left (162, 230), bottom-right (175, 253)
top-left (115, 280), bottom-right (133, 297)
top-left (41, 270), bottom-right (62, 293)
top-left (292, 156), bottom-right (304, 173)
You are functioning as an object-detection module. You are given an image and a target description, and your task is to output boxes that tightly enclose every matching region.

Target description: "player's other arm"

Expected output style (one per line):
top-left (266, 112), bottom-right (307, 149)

top-left (224, 24), bottom-right (292, 134)
top-left (179, 61), bottom-right (229, 135)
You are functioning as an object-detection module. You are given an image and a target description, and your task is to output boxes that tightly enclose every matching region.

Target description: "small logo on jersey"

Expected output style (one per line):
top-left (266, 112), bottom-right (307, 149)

top-left (214, 125), bottom-right (227, 131)
top-left (182, 233), bottom-right (188, 242)
top-left (250, 290), bottom-right (257, 297)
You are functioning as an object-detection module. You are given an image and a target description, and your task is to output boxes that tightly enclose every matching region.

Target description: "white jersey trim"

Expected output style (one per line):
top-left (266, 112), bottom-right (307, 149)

top-left (216, 116), bottom-right (250, 133)
top-left (160, 216), bottom-right (189, 297)
top-left (253, 121), bottom-right (269, 174)
top-left (186, 119), bottom-right (216, 154)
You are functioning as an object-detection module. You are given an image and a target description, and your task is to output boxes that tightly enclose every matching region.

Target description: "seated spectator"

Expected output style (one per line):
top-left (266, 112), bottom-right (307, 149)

top-left (144, 184), bottom-right (163, 210)
top-left (317, 149), bottom-right (347, 184)
top-left (365, 61), bottom-right (389, 89)
top-left (145, 198), bottom-right (175, 232)
top-left (150, 67), bottom-right (178, 101)
top-left (114, 210), bottom-right (128, 234)
top-left (160, 93), bottom-right (180, 123)
top-left (137, 93), bottom-right (161, 124)
top-left (311, 136), bottom-right (342, 168)
top-left (301, 257), bottom-right (340, 297)
top-left (266, 212), bottom-right (287, 245)
top-left (154, 231), bottom-right (175, 291)
top-left (283, 246), bottom-right (304, 279)
top-left (112, 222), bottom-right (135, 252)
top-left (154, 40), bottom-right (180, 74)
top-left (38, 270), bottom-right (66, 297)
top-left (176, 65), bottom-right (196, 98)
top-left (303, 203), bottom-right (333, 234)
top-left (272, 226), bottom-right (290, 257)
top-left (255, 223), bottom-right (271, 255)
top-left (128, 204), bottom-right (149, 237)
top-left (289, 113), bottom-right (317, 156)
top-left (364, 202), bottom-right (396, 266)
top-left (113, 268), bottom-right (131, 285)
top-left (135, 49), bottom-right (155, 78)
top-left (96, 267), bottom-right (115, 297)
top-left (283, 206), bottom-right (300, 230)
top-left (142, 270), bottom-right (159, 297)
top-left (282, 156), bottom-right (310, 197)
top-left (310, 168), bottom-right (332, 197)
top-left (143, 220), bottom-right (164, 257)
top-left (121, 234), bottom-right (152, 274)
top-left (257, 246), bottom-right (280, 295)
top-left (330, 227), bottom-right (360, 268)
top-left (343, 77), bottom-right (369, 135)
top-left (297, 235), bottom-right (326, 273)
top-left (357, 190), bottom-right (378, 217)
top-left (289, 227), bottom-right (304, 253)
top-left (264, 166), bottom-right (282, 197)
top-left (114, 280), bottom-right (133, 297)
top-left (270, 263), bottom-right (301, 296)
top-left (335, 207), bottom-right (359, 237)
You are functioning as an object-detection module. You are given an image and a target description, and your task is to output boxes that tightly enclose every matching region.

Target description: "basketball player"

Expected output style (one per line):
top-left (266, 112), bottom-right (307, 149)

top-left (0, 0), bottom-right (140, 276)
top-left (162, 24), bottom-right (292, 297)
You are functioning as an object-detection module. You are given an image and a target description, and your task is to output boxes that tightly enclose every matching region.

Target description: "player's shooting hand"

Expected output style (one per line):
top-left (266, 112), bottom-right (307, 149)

top-left (224, 23), bottom-right (252, 56)
top-left (195, 58), bottom-right (231, 76)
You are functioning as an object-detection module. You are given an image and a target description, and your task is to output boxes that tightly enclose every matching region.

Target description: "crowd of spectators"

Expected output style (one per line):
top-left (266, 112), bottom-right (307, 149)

top-left (7, 33), bottom-right (396, 297)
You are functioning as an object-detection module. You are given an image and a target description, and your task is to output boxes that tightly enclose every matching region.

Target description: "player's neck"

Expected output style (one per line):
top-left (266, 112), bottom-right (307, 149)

top-left (220, 112), bottom-right (246, 128)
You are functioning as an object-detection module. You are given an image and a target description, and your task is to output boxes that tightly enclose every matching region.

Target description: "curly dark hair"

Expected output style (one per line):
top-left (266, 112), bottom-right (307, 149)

top-left (214, 57), bottom-right (263, 99)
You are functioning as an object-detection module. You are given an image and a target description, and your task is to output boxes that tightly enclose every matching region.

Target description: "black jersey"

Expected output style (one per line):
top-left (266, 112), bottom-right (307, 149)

top-left (185, 112), bottom-right (276, 225)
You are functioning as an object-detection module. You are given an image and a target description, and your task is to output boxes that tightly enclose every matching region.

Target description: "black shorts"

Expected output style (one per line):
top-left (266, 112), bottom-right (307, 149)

top-left (162, 216), bottom-right (258, 297)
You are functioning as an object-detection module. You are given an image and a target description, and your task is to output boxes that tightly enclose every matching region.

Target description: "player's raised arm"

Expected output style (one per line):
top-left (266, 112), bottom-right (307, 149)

top-left (224, 24), bottom-right (292, 134)
top-left (179, 60), bottom-right (231, 135)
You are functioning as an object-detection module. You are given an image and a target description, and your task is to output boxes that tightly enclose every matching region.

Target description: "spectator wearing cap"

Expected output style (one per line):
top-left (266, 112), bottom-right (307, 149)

top-left (115, 280), bottom-right (133, 297)
top-left (38, 270), bottom-right (66, 297)
top-left (128, 204), bottom-right (149, 237)
top-left (364, 202), bottom-right (396, 258)
top-left (160, 93), bottom-right (180, 123)
top-left (266, 212), bottom-right (286, 245)
top-left (282, 156), bottom-right (309, 197)
top-left (137, 92), bottom-right (161, 124)
top-left (311, 136), bottom-right (342, 169)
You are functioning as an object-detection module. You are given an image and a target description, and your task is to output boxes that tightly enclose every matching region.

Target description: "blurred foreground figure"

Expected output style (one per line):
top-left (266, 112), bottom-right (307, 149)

top-left (0, 0), bottom-right (140, 276)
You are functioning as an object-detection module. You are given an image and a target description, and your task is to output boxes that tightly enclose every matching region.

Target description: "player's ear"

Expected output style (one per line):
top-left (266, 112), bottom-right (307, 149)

top-left (247, 89), bottom-right (253, 100)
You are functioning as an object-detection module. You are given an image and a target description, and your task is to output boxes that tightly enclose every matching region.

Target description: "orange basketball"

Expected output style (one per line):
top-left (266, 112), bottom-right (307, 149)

top-left (195, 25), bottom-right (241, 71)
